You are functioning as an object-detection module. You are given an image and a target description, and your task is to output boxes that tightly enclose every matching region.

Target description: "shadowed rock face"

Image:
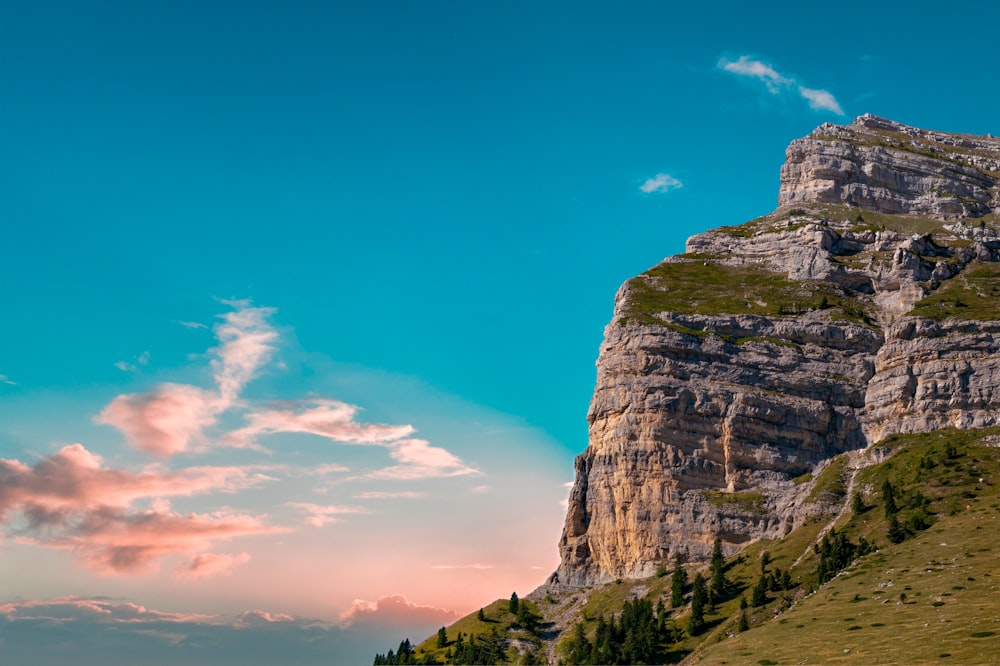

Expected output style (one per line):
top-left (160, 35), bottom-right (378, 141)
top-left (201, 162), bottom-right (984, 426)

top-left (553, 116), bottom-right (1000, 587)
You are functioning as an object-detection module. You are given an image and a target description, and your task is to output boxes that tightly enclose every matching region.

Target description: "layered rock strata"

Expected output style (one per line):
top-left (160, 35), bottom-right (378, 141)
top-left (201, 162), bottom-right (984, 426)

top-left (554, 115), bottom-right (1000, 586)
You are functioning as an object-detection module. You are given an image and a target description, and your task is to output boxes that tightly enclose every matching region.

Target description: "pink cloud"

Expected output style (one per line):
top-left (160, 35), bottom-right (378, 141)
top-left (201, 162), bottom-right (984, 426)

top-left (176, 551), bottom-right (252, 578)
top-left (96, 301), bottom-right (278, 458)
top-left (96, 384), bottom-right (221, 457)
top-left (357, 439), bottom-right (480, 481)
top-left (226, 399), bottom-right (415, 450)
top-left (285, 502), bottom-right (371, 527)
top-left (338, 595), bottom-right (460, 628)
top-left (17, 505), bottom-right (284, 575)
top-left (0, 444), bottom-right (268, 520)
top-left (0, 444), bottom-right (282, 574)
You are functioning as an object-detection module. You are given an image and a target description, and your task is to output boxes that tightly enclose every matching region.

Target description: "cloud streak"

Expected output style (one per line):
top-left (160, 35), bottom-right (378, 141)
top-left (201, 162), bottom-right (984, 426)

top-left (718, 55), bottom-right (844, 115)
top-left (285, 502), bottom-right (371, 527)
top-left (226, 399), bottom-right (415, 451)
top-left (354, 438), bottom-right (480, 481)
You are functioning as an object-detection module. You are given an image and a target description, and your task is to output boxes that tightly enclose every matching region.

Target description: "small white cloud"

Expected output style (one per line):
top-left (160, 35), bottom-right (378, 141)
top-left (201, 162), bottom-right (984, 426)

top-left (179, 321), bottom-right (208, 330)
top-left (137, 351), bottom-right (151, 366)
top-left (718, 55), bottom-right (791, 93)
top-left (0, 374), bottom-right (15, 385)
top-left (718, 54), bottom-right (844, 116)
top-left (468, 485), bottom-right (491, 494)
top-left (798, 86), bottom-right (844, 115)
top-left (430, 563), bottom-right (493, 570)
top-left (640, 173), bottom-right (683, 194)
top-left (115, 361), bottom-right (137, 372)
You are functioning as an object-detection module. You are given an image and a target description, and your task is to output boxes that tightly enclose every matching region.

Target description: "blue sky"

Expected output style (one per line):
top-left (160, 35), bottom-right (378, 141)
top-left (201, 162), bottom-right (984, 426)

top-left (3, 1), bottom-right (1000, 663)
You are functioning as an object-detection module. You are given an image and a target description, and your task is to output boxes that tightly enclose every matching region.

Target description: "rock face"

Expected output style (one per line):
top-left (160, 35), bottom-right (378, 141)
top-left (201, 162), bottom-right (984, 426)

top-left (554, 115), bottom-right (1000, 587)
top-left (779, 114), bottom-right (1000, 219)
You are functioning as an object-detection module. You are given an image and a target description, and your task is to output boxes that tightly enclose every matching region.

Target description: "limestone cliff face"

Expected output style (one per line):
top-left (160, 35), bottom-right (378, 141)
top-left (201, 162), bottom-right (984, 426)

top-left (554, 115), bottom-right (1000, 587)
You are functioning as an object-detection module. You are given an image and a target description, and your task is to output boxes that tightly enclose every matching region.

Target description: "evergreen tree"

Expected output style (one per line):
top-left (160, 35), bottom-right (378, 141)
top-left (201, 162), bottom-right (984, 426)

top-left (887, 515), bottom-right (907, 544)
top-left (852, 491), bottom-right (866, 514)
top-left (751, 575), bottom-right (768, 607)
top-left (882, 479), bottom-right (898, 517)
top-left (436, 627), bottom-right (447, 649)
top-left (737, 611), bottom-right (749, 632)
top-left (477, 608), bottom-right (485, 622)
top-left (686, 573), bottom-right (708, 636)
top-left (709, 537), bottom-right (728, 599)
top-left (670, 553), bottom-right (687, 608)
top-left (509, 591), bottom-right (519, 615)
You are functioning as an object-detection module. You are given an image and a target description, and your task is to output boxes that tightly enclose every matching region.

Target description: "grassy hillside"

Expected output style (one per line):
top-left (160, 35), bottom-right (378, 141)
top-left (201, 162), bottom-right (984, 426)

top-left (390, 427), bottom-right (1000, 665)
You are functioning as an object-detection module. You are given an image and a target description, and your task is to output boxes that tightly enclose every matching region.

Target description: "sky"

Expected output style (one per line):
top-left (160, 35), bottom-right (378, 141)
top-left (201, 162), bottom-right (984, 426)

top-left (2, 1), bottom-right (1000, 663)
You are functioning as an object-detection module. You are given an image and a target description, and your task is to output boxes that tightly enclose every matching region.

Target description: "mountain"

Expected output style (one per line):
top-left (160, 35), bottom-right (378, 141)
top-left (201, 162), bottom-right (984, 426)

top-left (555, 114), bottom-right (1000, 588)
top-left (377, 115), bottom-right (1000, 665)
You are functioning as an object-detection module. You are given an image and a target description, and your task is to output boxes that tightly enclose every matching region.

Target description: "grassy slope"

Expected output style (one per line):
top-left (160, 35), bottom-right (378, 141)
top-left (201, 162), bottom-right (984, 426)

top-left (690, 428), bottom-right (1000, 665)
top-left (408, 428), bottom-right (1000, 665)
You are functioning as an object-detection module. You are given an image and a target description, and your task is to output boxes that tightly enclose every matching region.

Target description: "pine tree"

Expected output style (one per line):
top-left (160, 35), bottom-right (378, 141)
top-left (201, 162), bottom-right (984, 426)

top-left (852, 491), bottom-right (866, 514)
top-left (686, 573), bottom-right (708, 636)
top-left (509, 591), bottom-right (519, 615)
top-left (751, 575), bottom-right (768, 607)
top-left (477, 607), bottom-right (485, 622)
top-left (887, 515), bottom-right (907, 543)
top-left (436, 626), bottom-right (447, 649)
top-left (737, 611), bottom-right (749, 632)
top-left (670, 553), bottom-right (687, 608)
top-left (710, 537), bottom-right (728, 599)
top-left (882, 479), bottom-right (898, 517)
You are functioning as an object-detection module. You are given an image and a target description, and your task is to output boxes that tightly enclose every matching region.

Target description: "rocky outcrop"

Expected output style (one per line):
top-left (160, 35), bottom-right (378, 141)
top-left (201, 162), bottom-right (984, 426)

top-left (553, 116), bottom-right (1000, 587)
top-left (779, 114), bottom-right (1000, 219)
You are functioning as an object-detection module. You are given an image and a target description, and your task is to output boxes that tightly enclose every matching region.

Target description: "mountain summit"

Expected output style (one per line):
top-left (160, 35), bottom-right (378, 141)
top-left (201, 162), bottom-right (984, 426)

top-left (554, 115), bottom-right (1000, 587)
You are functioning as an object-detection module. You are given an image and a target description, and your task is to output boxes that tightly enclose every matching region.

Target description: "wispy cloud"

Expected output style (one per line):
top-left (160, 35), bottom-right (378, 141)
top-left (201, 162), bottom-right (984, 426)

top-left (179, 320), bottom-right (208, 330)
top-left (430, 563), bottom-right (492, 570)
top-left (798, 86), bottom-right (844, 114)
top-left (225, 399), bottom-right (415, 451)
top-left (639, 173), bottom-right (683, 194)
top-left (718, 55), bottom-right (844, 115)
top-left (355, 438), bottom-right (480, 481)
top-left (115, 352), bottom-right (151, 373)
top-left (0, 373), bottom-right (17, 385)
top-left (352, 491), bottom-right (426, 500)
top-left (285, 502), bottom-right (371, 527)
top-left (176, 551), bottom-right (251, 578)
top-left (97, 302), bottom-right (276, 457)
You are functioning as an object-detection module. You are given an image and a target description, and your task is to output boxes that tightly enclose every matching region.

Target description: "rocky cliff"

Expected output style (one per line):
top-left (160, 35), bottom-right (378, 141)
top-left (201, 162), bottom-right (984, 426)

top-left (554, 115), bottom-right (1000, 587)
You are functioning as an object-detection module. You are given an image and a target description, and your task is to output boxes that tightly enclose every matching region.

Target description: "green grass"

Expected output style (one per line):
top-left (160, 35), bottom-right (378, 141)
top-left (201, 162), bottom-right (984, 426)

top-left (619, 259), bottom-right (871, 323)
top-left (700, 489), bottom-right (767, 514)
top-left (692, 427), bottom-right (1000, 665)
top-left (909, 261), bottom-right (1000, 321)
top-left (806, 454), bottom-right (848, 504)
